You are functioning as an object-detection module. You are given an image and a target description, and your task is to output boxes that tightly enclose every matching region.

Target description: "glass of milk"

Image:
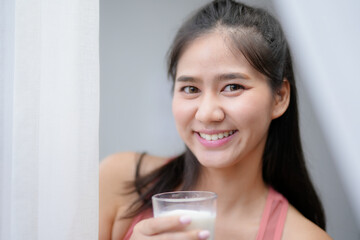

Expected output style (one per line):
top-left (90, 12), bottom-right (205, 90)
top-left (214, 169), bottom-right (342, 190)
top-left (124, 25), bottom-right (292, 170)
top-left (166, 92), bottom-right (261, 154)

top-left (152, 191), bottom-right (217, 239)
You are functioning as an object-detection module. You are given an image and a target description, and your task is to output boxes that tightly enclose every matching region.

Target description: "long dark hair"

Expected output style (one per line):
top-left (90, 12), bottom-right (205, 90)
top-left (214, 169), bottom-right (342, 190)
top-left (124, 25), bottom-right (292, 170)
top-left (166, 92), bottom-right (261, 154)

top-left (124, 0), bottom-right (326, 230)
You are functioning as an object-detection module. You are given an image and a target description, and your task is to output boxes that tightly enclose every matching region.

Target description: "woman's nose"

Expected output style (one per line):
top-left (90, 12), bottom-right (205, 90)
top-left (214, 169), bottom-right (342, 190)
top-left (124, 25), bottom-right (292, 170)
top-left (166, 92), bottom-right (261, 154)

top-left (195, 95), bottom-right (225, 123)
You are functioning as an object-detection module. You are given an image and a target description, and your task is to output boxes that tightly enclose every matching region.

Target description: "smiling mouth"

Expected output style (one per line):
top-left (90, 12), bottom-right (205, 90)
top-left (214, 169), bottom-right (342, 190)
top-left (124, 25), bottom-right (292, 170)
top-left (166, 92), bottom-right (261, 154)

top-left (197, 130), bottom-right (237, 141)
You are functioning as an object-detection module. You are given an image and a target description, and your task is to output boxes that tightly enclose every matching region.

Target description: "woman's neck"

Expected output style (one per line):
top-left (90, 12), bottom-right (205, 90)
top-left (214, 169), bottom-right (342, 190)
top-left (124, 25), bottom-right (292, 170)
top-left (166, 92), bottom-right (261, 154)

top-left (194, 156), bottom-right (268, 216)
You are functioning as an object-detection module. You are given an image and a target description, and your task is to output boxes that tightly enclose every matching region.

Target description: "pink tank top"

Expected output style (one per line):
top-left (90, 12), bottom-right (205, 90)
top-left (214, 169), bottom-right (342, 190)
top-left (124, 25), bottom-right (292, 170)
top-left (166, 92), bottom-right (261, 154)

top-left (122, 187), bottom-right (288, 240)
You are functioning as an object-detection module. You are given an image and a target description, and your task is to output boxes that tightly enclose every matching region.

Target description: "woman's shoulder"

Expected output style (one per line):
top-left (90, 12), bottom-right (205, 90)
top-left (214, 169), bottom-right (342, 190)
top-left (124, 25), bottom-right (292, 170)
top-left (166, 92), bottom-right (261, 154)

top-left (99, 152), bottom-right (168, 182)
top-left (282, 204), bottom-right (333, 240)
top-left (99, 152), bottom-right (137, 184)
top-left (99, 151), bottom-right (169, 240)
top-left (99, 151), bottom-right (169, 209)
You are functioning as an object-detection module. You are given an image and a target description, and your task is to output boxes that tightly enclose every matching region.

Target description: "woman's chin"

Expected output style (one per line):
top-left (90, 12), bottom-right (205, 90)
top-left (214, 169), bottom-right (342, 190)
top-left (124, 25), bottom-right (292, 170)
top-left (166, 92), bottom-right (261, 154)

top-left (195, 152), bottom-right (234, 169)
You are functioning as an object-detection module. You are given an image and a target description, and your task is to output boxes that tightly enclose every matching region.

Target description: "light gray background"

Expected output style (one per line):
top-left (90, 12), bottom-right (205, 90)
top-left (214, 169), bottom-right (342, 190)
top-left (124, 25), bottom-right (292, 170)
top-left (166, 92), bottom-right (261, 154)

top-left (100, 1), bottom-right (360, 239)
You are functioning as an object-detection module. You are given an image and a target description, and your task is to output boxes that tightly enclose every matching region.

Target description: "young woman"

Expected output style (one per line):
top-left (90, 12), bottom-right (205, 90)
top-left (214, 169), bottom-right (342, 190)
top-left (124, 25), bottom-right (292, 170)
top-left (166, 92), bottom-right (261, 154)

top-left (99, 1), bottom-right (332, 239)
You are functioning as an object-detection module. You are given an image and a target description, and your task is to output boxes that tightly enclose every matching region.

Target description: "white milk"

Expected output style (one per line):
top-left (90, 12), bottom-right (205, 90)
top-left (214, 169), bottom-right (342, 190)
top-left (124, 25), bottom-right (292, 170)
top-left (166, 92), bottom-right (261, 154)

top-left (158, 209), bottom-right (216, 240)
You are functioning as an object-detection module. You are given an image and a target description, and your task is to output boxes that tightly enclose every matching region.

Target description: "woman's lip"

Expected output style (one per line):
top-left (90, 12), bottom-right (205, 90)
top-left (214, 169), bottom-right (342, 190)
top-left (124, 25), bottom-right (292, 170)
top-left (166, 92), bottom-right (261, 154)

top-left (195, 131), bottom-right (237, 148)
top-left (195, 129), bottom-right (237, 134)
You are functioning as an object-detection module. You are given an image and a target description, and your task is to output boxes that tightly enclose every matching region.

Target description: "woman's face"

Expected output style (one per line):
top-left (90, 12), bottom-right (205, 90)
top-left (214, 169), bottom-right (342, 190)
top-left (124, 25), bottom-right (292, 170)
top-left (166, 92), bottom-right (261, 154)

top-left (172, 32), bottom-right (281, 169)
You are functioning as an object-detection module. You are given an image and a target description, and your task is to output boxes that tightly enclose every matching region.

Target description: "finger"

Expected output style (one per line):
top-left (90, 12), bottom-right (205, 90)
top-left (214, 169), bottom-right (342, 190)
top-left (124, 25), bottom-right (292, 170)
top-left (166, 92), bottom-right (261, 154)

top-left (158, 229), bottom-right (211, 240)
top-left (135, 215), bottom-right (192, 235)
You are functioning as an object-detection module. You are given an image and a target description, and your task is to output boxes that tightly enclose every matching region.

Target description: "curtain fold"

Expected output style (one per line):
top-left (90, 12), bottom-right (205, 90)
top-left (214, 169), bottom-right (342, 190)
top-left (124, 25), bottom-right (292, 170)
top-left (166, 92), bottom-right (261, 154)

top-left (0, 0), bottom-right (99, 239)
top-left (0, 0), bottom-right (15, 239)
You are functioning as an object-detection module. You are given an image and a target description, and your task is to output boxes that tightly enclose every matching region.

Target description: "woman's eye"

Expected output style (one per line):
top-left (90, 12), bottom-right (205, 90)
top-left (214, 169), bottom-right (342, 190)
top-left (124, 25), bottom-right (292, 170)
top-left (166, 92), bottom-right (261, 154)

top-left (182, 86), bottom-right (200, 94)
top-left (223, 84), bottom-right (244, 92)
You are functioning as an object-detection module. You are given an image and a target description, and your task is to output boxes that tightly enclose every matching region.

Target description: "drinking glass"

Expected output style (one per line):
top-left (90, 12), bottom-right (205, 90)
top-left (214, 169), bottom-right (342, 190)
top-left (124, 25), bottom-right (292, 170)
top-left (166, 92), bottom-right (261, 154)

top-left (152, 191), bottom-right (217, 239)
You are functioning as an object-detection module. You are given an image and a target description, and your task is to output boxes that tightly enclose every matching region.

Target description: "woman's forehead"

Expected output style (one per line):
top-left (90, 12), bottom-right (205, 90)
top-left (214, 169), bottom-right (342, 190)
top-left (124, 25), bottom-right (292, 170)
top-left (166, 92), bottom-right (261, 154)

top-left (176, 32), bottom-right (263, 80)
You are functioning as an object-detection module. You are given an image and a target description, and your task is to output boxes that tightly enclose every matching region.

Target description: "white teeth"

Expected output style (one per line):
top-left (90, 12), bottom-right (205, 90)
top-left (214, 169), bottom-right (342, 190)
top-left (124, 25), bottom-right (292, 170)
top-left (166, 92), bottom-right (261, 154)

top-left (199, 130), bottom-right (236, 141)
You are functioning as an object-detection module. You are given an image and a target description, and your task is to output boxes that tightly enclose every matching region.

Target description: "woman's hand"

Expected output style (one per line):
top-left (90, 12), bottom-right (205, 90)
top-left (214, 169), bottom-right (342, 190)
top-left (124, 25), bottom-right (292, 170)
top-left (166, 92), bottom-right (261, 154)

top-left (130, 215), bottom-right (210, 240)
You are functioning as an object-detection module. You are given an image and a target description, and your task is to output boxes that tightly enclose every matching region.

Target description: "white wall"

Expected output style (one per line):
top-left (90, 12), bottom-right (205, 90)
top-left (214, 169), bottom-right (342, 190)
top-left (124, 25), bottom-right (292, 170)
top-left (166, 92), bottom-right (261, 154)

top-left (100, 0), bottom-right (211, 158)
top-left (100, 1), bottom-right (359, 239)
top-left (273, 0), bottom-right (360, 238)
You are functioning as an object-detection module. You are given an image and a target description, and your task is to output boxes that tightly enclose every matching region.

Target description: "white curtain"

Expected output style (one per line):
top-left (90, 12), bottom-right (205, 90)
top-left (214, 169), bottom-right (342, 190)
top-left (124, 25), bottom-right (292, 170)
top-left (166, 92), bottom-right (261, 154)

top-left (273, 0), bottom-right (360, 230)
top-left (0, 0), bottom-right (99, 239)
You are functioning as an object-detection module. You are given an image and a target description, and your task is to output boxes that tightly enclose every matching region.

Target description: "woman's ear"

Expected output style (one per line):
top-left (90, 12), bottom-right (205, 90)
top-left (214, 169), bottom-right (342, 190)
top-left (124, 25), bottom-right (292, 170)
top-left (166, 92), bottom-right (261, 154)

top-left (272, 79), bottom-right (290, 119)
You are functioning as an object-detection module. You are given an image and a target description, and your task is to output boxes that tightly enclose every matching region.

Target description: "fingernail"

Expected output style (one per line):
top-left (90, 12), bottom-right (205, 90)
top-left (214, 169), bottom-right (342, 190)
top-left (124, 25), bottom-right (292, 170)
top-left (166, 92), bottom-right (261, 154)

top-left (198, 230), bottom-right (210, 239)
top-left (179, 215), bottom-right (192, 224)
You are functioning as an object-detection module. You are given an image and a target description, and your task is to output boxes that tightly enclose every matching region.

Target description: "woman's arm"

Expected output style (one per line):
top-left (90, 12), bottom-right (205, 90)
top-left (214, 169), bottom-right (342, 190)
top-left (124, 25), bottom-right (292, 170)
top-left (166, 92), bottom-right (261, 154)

top-left (99, 152), bottom-right (171, 240)
top-left (99, 152), bottom-right (139, 240)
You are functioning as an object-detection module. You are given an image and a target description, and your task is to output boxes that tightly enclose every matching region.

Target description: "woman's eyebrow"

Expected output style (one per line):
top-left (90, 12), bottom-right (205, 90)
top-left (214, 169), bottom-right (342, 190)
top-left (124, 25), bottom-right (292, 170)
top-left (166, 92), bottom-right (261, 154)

top-left (176, 73), bottom-right (250, 82)
top-left (176, 76), bottom-right (196, 82)
top-left (218, 72), bottom-right (250, 81)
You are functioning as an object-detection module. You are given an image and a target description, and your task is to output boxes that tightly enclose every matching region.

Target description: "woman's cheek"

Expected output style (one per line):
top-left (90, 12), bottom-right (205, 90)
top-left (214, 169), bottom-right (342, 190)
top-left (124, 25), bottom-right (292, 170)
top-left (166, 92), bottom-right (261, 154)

top-left (172, 98), bottom-right (181, 122)
top-left (172, 98), bottom-right (191, 126)
top-left (240, 100), bottom-right (273, 139)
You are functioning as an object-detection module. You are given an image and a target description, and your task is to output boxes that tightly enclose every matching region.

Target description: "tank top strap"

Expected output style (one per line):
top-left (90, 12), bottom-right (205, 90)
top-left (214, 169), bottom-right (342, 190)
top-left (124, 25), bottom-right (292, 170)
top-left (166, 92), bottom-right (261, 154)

top-left (256, 187), bottom-right (289, 240)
